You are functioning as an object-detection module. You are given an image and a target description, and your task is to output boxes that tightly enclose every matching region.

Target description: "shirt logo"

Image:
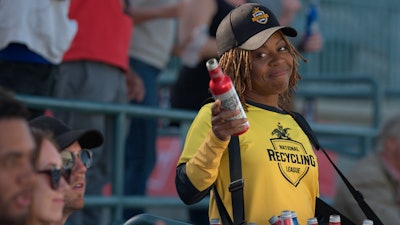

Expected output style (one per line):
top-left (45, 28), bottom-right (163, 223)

top-left (267, 122), bottom-right (316, 187)
top-left (251, 7), bottom-right (269, 24)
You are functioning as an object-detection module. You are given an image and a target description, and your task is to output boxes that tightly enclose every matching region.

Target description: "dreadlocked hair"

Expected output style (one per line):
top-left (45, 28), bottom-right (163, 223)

top-left (219, 33), bottom-right (306, 112)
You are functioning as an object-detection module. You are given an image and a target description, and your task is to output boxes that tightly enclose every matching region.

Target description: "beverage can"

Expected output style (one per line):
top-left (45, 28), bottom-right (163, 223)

top-left (329, 214), bottom-right (341, 225)
top-left (291, 211), bottom-right (299, 225)
top-left (307, 217), bottom-right (318, 225)
top-left (268, 215), bottom-right (280, 225)
top-left (280, 210), bottom-right (292, 225)
top-left (210, 218), bottom-right (221, 225)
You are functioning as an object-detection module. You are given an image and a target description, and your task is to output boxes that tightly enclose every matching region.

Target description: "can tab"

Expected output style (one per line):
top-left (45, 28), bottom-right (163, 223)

top-left (229, 179), bottom-right (244, 192)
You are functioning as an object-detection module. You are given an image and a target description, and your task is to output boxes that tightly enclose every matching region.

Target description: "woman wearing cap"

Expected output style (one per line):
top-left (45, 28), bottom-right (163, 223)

top-left (175, 3), bottom-right (318, 225)
top-left (25, 128), bottom-right (70, 225)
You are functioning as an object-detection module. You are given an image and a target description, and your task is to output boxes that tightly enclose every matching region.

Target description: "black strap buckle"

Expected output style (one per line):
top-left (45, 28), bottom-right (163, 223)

top-left (229, 179), bottom-right (244, 192)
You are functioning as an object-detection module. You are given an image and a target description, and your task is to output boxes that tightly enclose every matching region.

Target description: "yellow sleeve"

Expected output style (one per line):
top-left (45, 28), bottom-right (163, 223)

top-left (177, 103), bottom-right (230, 191)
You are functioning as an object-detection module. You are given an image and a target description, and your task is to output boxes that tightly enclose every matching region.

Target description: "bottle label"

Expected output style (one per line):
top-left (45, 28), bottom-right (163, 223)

top-left (213, 89), bottom-right (247, 121)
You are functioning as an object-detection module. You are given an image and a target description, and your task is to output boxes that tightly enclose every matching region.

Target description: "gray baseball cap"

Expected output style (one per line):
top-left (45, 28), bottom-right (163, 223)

top-left (29, 116), bottom-right (103, 150)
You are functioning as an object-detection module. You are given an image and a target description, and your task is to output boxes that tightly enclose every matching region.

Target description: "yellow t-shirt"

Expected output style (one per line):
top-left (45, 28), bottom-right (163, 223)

top-left (177, 102), bottom-right (319, 225)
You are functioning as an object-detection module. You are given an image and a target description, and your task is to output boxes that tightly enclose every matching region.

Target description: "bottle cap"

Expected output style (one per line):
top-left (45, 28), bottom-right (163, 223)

top-left (362, 219), bottom-right (374, 225)
top-left (329, 214), bottom-right (340, 223)
top-left (268, 215), bottom-right (279, 225)
top-left (281, 210), bottom-right (292, 219)
top-left (307, 217), bottom-right (318, 225)
top-left (206, 58), bottom-right (218, 71)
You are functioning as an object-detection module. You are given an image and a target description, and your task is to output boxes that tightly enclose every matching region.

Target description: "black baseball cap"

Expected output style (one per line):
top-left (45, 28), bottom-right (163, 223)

top-left (29, 116), bottom-right (104, 150)
top-left (216, 3), bottom-right (297, 57)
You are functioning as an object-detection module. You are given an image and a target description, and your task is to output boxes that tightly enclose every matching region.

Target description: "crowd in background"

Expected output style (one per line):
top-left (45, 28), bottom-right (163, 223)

top-left (1, 0), bottom-right (399, 225)
top-left (0, 0), bottom-right (322, 224)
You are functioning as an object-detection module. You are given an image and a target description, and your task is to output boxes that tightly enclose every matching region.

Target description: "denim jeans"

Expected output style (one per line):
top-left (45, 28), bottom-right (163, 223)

top-left (124, 57), bottom-right (161, 220)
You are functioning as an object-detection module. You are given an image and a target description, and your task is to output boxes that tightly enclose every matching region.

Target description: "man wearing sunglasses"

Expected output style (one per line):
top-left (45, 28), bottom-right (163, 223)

top-left (0, 87), bottom-right (36, 225)
top-left (29, 115), bottom-right (103, 225)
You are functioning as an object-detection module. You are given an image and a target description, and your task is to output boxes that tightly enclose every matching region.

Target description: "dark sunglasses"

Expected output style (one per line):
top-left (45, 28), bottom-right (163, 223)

top-left (60, 149), bottom-right (93, 181)
top-left (36, 167), bottom-right (66, 190)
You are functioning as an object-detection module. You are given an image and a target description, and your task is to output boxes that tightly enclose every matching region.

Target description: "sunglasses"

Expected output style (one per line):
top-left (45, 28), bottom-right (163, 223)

top-left (36, 167), bottom-right (67, 190)
top-left (60, 149), bottom-right (93, 181)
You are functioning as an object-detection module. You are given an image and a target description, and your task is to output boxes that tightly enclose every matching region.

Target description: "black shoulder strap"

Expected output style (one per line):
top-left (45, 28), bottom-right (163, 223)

top-left (228, 136), bottom-right (246, 225)
top-left (213, 187), bottom-right (233, 225)
top-left (289, 111), bottom-right (384, 225)
top-left (213, 136), bottom-right (246, 225)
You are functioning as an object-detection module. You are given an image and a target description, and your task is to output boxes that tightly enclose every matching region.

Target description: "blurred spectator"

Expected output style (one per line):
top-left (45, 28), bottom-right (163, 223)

top-left (0, 87), bottom-right (35, 225)
top-left (170, 1), bottom-right (244, 224)
top-left (26, 128), bottom-right (70, 225)
top-left (248, 0), bottom-right (323, 53)
top-left (52, 0), bottom-right (135, 224)
top-left (122, 0), bottom-right (185, 219)
top-left (171, 0), bottom-right (241, 112)
top-left (29, 115), bottom-right (104, 225)
top-left (334, 114), bottom-right (400, 225)
top-left (0, 0), bottom-right (77, 118)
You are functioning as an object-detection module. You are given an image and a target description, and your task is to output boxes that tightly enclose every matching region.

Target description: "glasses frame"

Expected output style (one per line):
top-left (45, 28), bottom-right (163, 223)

top-left (61, 149), bottom-right (93, 182)
top-left (36, 166), bottom-right (65, 190)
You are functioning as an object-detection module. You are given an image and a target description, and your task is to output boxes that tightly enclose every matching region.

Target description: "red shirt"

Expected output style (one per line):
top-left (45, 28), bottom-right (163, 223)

top-left (63, 0), bottom-right (133, 71)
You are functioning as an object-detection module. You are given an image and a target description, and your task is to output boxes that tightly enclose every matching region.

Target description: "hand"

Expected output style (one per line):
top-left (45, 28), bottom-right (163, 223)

top-left (301, 32), bottom-right (323, 53)
top-left (211, 99), bottom-right (248, 141)
top-left (165, 0), bottom-right (188, 18)
top-left (125, 67), bottom-right (145, 102)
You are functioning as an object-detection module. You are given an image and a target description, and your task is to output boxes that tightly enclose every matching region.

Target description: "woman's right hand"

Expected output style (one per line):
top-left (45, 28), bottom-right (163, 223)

top-left (211, 99), bottom-right (248, 141)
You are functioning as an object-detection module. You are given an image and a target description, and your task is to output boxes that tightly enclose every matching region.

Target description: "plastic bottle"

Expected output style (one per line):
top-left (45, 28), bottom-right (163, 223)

top-left (328, 214), bottom-right (341, 225)
top-left (362, 219), bottom-right (374, 225)
top-left (305, 0), bottom-right (319, 37)
top-left (269, 215), bottom-right (281, 225)
top-left (206, 58), bottom-right (249, 135)
top-left (307, 217), bottom-right (318, 225)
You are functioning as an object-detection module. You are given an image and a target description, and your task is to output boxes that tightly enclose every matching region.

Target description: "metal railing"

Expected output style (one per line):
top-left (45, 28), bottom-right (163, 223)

top-left (17, 94), bottom-right (198, 224)
top-left (297, 76), bottom-right (383, 128)
top-left (17, 94), bottom-right (379, 224)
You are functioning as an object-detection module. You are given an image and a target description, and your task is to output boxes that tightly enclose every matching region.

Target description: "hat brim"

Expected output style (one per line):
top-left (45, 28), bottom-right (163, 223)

top-left (240, 26), bottom-right (297, 51)
top-left (56, 129), bottom-right (104, 150)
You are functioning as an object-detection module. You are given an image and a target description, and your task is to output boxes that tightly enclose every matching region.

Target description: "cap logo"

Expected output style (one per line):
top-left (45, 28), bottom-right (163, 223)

top-left (251, 7), bottom-right (269, 24)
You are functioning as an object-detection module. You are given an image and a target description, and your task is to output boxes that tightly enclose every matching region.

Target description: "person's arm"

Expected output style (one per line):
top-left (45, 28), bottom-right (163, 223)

top-left (124, 66), bottom-right (145, 102)
top-left (175, 100), bottom-right (247, 204)
top-left (175, 103), bottom-right (231, 204)
top-left (175, 163), bottom-right (213, 204)
top-left (173, 0), bottom-right (218, 65)
top-left (298, 32), bottom-right (324, 53)
top-left (177, 0), bottom-right (216, 45)
top-left (175, 130), bottom-right (229, 204)
top-left (125, 0), bottom-right (186, 24)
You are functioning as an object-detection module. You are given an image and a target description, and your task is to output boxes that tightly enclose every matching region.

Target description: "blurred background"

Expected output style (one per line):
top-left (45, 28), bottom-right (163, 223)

top-left (15, 0), bottom-right (400, 224)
